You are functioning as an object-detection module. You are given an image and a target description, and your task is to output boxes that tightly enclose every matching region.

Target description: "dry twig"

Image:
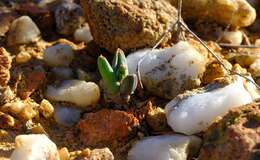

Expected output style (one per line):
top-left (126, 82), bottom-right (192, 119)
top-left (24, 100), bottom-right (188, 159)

top-left (136, 0), bottom-right (183, 88)
top-left (136, 20), bottom-right (178, 88)
top-left (218, 43), bottom-right (260, 49)
top-left (180, 21), bottom-right (260, 89)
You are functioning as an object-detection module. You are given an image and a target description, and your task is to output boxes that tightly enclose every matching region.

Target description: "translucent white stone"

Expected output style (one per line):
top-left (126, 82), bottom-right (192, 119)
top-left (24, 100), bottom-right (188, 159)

top-left (74, 24), bottom-right (93, 43)
top-left (10, 134), bottom-right (59, 160)
top-left (7, 16), bottom-right (41, 46)
top-left (44, 44), bottom-right (74, 67)
top-left (165, 77), bottom-right (254, 135)
top-left (128, 135), bottom-right (201, 160)
top-left (46, 80), bottom-right (100, 108)
top-left (127, 41), bottom-right (207, 99)
top-left (220, 30), bottom-right (243, 45)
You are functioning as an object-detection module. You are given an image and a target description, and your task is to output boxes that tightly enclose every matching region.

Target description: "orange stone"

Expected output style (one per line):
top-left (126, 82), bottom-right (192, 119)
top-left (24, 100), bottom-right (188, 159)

top-left (78, 109), bottom-right (139, 146)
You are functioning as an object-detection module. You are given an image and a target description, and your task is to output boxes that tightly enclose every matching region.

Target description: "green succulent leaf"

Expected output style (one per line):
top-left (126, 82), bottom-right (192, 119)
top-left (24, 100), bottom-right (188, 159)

top-left (97, 55), bottom-right (119, 94)
top-left (120, 74), bottom-right (138, 96)
top-left (112, 51), bottom-right (119, 70)
top-left (116, 48), bottom-right (128, 81)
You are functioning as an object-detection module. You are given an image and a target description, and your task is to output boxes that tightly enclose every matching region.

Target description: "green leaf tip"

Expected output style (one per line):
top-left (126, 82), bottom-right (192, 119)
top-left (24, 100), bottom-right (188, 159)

top-left (97, 55), bottom-right (119, 94)
top-left (115, 48), bottom-right (128, 81)
top-left (120, 74), bottom-right (138, 96)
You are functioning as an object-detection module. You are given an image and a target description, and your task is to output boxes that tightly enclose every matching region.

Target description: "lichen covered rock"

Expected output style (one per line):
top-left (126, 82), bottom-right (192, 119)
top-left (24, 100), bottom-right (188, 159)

top-left (82, 0), bottom-right (177, 52)
top-left (55, 1), bottom-right (85, 35)
top-left (127, 41), bottom-right (208, 99)
top-left (198, 103), bottom-right (260, 160)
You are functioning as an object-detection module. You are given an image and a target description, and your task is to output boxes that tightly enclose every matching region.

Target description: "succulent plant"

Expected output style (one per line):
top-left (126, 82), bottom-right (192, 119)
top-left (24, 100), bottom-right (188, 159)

top-left (98, 49), bottom-right (137, 103)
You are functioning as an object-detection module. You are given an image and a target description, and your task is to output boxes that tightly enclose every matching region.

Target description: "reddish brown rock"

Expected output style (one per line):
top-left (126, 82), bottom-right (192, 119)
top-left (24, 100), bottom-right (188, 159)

top-left (198, 103), bottom-right (260, 160)
top-left (17, 67), bottom-right (46, 100)
top-left (82, 0), bottom-right (177, 52)
top-left (78, 109), bottom-right (139, 146)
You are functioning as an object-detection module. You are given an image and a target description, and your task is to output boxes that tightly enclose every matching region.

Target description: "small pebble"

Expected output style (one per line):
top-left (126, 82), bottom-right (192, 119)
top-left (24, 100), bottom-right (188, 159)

top-left (255, 39), bottom-right (260, 46)
top-left (220, 30), bottom-right (243, 45)
top-left (15, 51), bottom-right (32, 64)
top-left (19, 105), bottom-right (38, 121)
top-left (46, 80), bottom-right (100, 108)
top-left (54, 105), bottom-right (81, 127)
top-left (7, 16), bottom-right (41, 46)
top-left (88, 148), bottom-right (114, 160)
top-left (81, 148), bottom-right (91, 157)
top-left (39, 99), bottom-right (54, 118)
top-left (30, 124), bottom-right (47, 135)
top-left (0, 86), bottom-right (15, 105)
top-left (59, 147), bottom-right (70, 160)
top-left (250, 59), bottom-right (260, 77)
top-left (10, 134), bottom-right (59, 160)
top-left (74, 24), bottom-right (93, 44)
top-left (43, 44), bottom-right (74, 67)
top-left (146, 107), bottom-right (168, 132)
top-left (55, 1), bottom-right (85, 35)
top-left (2, 100), bottom-right (39, 120)
top-left (128, 135), bottom-right (201, 160)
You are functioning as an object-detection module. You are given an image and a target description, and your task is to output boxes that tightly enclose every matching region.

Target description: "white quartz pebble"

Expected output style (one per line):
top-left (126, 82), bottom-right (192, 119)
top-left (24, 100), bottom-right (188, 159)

top-left (74, 24), bottom-right (93, 43)
top-left (44, 44), bottom-right (74, 67)
top-left (10, 134), bottom-right (59, 160)
top-left (250, 59), bottom-right (260, 77)
top-left (165, 78), bottom-right (253, 135)
top-left (7, 16), bottom-right (41, 46)
top-left (46, 80), bottom-right (100, 108)
top-left (127, 41), bottom-right (207, 99)
top-left (220, 30), bottom-right (243, 45)
top-left (128, 135), bottom-right (201, 160)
